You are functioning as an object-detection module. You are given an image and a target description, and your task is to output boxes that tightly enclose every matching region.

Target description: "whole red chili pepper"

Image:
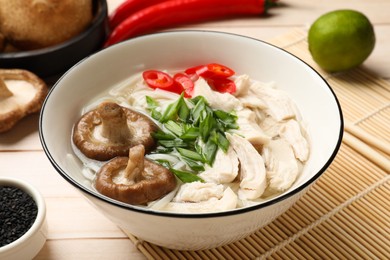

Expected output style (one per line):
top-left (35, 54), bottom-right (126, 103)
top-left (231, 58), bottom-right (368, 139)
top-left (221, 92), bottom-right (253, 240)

top-left (104, 0), bottom-right (276, 47)
top-left (109, 0), bottom-right (171, 30)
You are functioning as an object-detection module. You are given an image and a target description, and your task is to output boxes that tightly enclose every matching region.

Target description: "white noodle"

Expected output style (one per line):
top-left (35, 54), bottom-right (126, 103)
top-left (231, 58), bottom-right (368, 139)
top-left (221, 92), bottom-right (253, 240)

top-left (146, 153), bottom-right (180, 164)
top-left (147, 184), bottom-right (181, 210)
top-left (82, 97), bottom-right (118, 115)
top-left (82, 168), bottom-right (96, 181)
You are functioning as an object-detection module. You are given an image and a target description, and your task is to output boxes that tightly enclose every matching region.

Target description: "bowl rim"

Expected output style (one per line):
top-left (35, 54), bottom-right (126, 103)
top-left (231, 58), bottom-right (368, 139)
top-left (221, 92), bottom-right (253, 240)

top-left (0, 177), bottom-right (46, 252)
top-left (39, 30), bottom-right (344, 218)
top-left (0, 0), bottom-right (107, 59)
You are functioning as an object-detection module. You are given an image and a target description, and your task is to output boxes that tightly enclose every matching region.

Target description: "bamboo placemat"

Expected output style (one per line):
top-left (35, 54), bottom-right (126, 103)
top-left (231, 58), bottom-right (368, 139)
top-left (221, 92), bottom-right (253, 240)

top-left (125, 29), bottom-right (390, 259)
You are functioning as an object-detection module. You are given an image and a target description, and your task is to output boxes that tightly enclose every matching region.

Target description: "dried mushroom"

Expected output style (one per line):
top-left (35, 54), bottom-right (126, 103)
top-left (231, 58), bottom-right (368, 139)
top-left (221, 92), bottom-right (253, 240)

top-left (73, 102), bottom-right (158, 161)
top-left (0, 33), bottom-right (5, 51)
top-left (0, 0), bottom-right (93, 50)
top-left (0, 69), bottom-right (48, 133)
top-left (95, 144), bottom-right (177, 205)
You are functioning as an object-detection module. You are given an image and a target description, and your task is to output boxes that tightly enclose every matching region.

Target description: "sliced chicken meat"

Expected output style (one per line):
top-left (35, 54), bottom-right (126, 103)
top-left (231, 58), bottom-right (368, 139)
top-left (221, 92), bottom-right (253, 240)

top-left (251, 82), bottom-right (298, 121)
top-left (259, 116), bottom-right (282, 138)
top-left (235, 76), bottom-right (268, 109)
top-left (226, 133), bottom-right (267, 200)
top-left (279, 119), bottom-right (310, 162)
top-left (262, 139), bottom-right (299, 192)
top-left (199, 146), bottom-right (239, 184)
top-left (193, 77), bottom-right (241, 112)
top-left (233, 74), bottom-right (251, 97)
top-left (172, 182), bottom-right (224, 203)
top-left (237, 92), bottom-right (267, 110)
top-left (163, 183), bottom-right (237, 213)
top-left (234, 108), bottom-right (270, 147)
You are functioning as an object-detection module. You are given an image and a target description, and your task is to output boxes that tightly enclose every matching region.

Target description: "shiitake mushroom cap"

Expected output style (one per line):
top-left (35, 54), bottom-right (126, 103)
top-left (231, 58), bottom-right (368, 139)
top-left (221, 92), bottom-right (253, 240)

top-left (95, 156), bottom-right (177, 205)
top-left (72, 103), bottom-right (159, 161)
top-left (0, 69), bottom-right (48, 133)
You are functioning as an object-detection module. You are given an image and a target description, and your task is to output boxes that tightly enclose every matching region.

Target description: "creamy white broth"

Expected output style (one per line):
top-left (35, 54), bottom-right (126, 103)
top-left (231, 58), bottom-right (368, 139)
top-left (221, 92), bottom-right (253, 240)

top-left (70, 70), bottom-right (310, 213)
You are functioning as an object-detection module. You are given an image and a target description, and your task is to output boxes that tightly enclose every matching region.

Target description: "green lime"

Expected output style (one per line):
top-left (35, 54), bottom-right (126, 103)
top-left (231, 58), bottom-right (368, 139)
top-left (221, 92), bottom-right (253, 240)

top-left (308, 9), bottom-right (375, 72)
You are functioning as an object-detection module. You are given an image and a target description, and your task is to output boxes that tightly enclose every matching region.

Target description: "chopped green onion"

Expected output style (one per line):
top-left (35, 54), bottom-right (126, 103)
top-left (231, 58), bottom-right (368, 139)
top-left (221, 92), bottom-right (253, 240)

top-left (152, 130), bottom-right (176, 140)
top-left (164, 120), bottom-right (183, 137)
top-left (225, 122), bottom-right (239, 130)
top-left (180, 157), bottom-right (205, 172)
top-left (199, 113), bottom-right (216, 141)
top-left (148, 94), bottom-right (238, 171)
top-left (194, 140), bottom-right (203, 154)
top-left (151, 110), bottom-right (162, 121)
top-left (216, 131), bottom-right (230, 153)
top-left (180, 127), bottom-right (199, 141)
top-left (208, 130), bottom-right (218, 144)
top-left (189, 96), bottom-right (205, 105)
top-left (153, 146), bottom-right (174, 154)
top-left (155, 159), bottom-right (172, 168)
top-left (178, 98), bottom-right (190, 122)
top-left (191, 97), bottom-right (206, 124)
top-left (170, 168), bottom-right (204, 183)
top-left (146, 96), bottom-right (159, 108)
top-left (158, 139), bottom-right (189, 148)
top-left (203, 139), bottom-right (218, 166)
top-left (177, 148), bottom-right (205, 162)
top-left (214, 110), bottom-right (237, 123)
top-left (146, 96), bottom-right (162, 120)
top-left (159, 94), bottom-right (184, 122)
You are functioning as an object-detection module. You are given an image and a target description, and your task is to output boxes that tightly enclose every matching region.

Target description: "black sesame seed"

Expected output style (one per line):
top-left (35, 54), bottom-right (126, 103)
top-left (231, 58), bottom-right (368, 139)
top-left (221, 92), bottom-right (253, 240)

top-left (0, 186), bottom-right (38, 247)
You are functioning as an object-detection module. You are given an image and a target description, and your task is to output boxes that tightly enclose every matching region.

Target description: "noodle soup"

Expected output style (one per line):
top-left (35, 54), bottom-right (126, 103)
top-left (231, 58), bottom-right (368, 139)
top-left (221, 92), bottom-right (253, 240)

top-left (70, 64), bottom-right (310, 213)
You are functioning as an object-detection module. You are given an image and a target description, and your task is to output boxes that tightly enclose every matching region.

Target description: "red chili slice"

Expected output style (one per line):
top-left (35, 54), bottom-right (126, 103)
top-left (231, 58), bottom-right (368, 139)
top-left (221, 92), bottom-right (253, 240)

top-left (184, 65), bottom-right (207, 76)
top-left (207, 78), bottom-right (237, 94)
top-left (199, 63), bottom-right (235, 79)
top-left (174, 73), bottom-right (194, 97)
top-left (185, 63), bottom-right (235, 79)
top-left (143, 70), bottom-right (182, 93)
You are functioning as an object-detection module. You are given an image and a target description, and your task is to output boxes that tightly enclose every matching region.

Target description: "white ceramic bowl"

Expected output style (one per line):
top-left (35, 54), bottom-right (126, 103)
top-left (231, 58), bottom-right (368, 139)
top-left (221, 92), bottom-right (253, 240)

top-left (39, 31), bottom-right (343, 250)
top-left (0, 177), bottom-right (47, 260)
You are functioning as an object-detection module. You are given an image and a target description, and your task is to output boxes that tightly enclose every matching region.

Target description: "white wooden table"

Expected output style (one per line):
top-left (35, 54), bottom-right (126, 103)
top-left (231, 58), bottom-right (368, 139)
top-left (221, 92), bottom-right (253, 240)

top-left (0, 1), bottom-right (389, 259)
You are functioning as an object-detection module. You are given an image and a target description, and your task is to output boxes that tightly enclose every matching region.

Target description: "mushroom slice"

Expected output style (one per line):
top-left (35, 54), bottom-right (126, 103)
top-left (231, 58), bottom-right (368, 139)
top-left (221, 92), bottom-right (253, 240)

top-left (0, 69), bottom-right (48, 133)
top-left (73, 102), bottom-right (159, 161)
top-left (95, 144), bottom-right (177, 205)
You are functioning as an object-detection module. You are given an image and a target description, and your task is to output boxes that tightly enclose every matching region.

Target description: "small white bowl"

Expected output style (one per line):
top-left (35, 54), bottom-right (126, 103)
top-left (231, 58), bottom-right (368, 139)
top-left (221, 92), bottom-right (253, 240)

top-left (39, 31), bottom-right (343, 250)
top-left (0, 177), bottom-right (47, 260)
